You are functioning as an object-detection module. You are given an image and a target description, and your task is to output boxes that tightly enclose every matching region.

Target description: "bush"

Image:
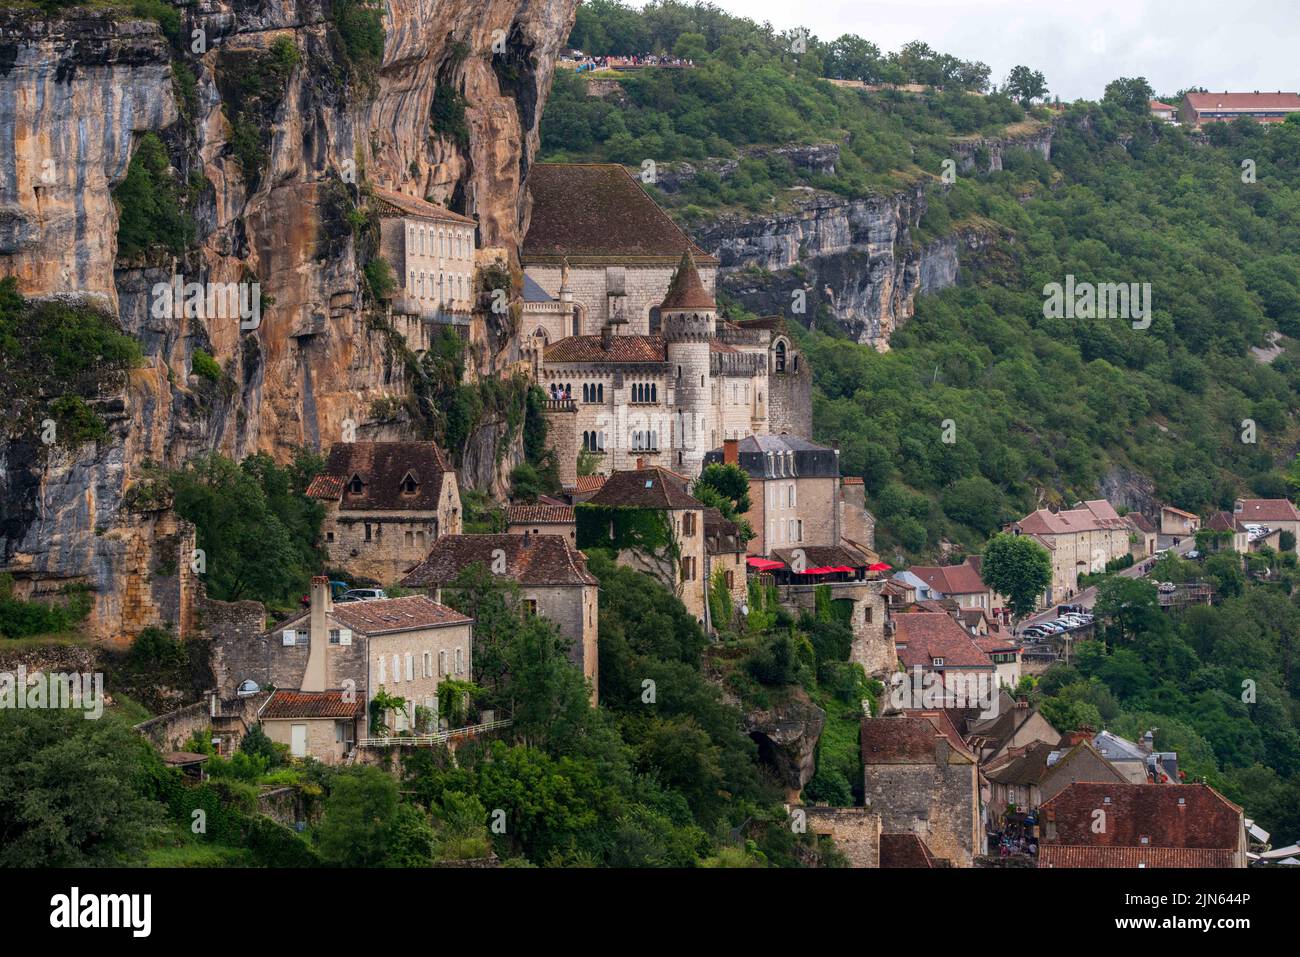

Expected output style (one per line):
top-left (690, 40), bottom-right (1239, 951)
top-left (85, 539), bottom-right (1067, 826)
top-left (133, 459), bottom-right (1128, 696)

top-left (191, 349), bottom-right (222, 382)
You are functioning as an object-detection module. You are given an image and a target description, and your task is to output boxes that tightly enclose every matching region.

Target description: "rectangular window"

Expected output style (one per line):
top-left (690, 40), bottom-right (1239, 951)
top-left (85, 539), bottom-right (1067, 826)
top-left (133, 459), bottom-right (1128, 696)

top-left (282, 630), bottom-right (296, 646)
top-left (423, 651), bottom-right (432, 678)
top-left (523, 599), bottom-right (538, 616)
top-left (329, 628), bottom-right (340, 645)
top-left (455, 647), bottom-right (464, 674)
top-left (364, 523), bottom-right (372, 542)
top-left (405, 653), bottom-right (414, 681)
top-left (439, 650), bottom-right (447, 676)
top-left (379, 655), bottom-right (386, 684)
top-left (392, 654), bottom-right (401, 683)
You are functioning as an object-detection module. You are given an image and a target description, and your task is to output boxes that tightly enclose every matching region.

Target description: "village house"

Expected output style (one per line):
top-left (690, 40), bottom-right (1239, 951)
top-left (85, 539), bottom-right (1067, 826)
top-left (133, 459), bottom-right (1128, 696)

top-left (254, 578), bottom-right (473, 762)
top-left (1159, 505), bottom-right (1201, 539)
top-left (1006, 500), bottom-right (1137, 606)
top-left (1233, 498), bottom-right (1300, 554)
top-left (577, 465), bottom-right (708, 622)
top-left (1205, 511), bottom-right (1250, 554)
top-left (983, 735), bottom-right (1129, 826)
top-left (1180, 91), bottom-right (1300, 126)
top-left (703, 435), bottom-right (870, 558)
top-left (860, 715), bottom-right (982, 867)
top-left (505, 503), bottom-right (576, 544)
top-left (1127, 511), bottom-right (1158, 558)
top-left (703, 507), bottom-right (749, 625)
top-left (373, 187), bottom-right (478, 348)
top-left (307, 442), bottom-right (462, 585)
top-left (1149, 99), bottom-right (1179, 122)
top-left (962, 693), bottom-right (1063, 766)
top-left (1093, 729), bottom-right (1180, 785)
top-left (894, 557), bottom-right (993, 612)
top-left (1038, 782), bottom-right (1247, 868)
top-left (973, 634), bottom-right (1021, 689)
top-left (400, 533), bottom-right (600, 699)
top-left (892, 612), bottom-right (998, 707)
top-left (562, 474), bottom-right (607, 504)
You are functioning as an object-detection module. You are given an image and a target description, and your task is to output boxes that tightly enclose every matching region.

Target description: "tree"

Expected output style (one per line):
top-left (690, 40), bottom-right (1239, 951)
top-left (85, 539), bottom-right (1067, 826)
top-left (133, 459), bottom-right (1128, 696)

top-left (980, 533), bottom-right (1052, 621)
top-left (1004, 65), bottom-right (1048, 106)
top-left (316, 766), bottom-right (400, 866)
top-left (1103, 76), bottom-right (1155, 114)
top-left (1093, 577), bottom-right (1162, 645)
top-left (694, 462), bottom-right (751, 519)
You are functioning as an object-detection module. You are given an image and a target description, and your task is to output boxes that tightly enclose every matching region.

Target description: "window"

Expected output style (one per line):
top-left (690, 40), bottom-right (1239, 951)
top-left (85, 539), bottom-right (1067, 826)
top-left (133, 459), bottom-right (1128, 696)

top-left (423, 651), bottom-right (432, 678)
top-left (682, 512), bottom-right (696, 536)
top-left (392, 654), bottom-right (401, 683)
top-left (775, 340), bottom-right (787, 373)
top-left (796, 519), bottom-right (803, 542)
top-left (439, 650), bottom-right (448, 676)
top-left (455, 647), bottom-right (464, 674)
top-left (523, 599), bottom-right (538, 617)
top-left (405, 653), bottom-right (414, 681)
top-left (401, 472), bottom-right (419, 495)
top-left (379, 655), bottom-right (386, 683)
top-left (326, 531), bottom-right (335, 543)
top-left (364, 523), bottom-right (372, 542)
top-left (348, 475), bottom-right (364, 495)
top-left (788, 483), bottom-right (796, 508)
top-left (932, 657), bottom-right (945, 667)
top-left (329, 628), bottom-right (341, 645)
top-left (864, 606), bottom-right (873, 624)
top-left (725, 570), bottom-right (735, 589)
top-left (404, 530), bottom-right (414, 546)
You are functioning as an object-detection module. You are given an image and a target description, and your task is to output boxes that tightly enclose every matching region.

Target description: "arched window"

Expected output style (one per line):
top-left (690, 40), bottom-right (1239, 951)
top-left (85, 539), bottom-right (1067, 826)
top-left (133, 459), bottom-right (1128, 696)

top-left (598, 383), bottom-right (604, 402)
top-left (651, 384), bottom-right (657, 403)
top-left (775, 340), bottom-right (787, 373)
top-left (409, 270), bottom-right (415, 294)
top-left (418, 272), bottom-right (426, 298)
top-left (409, 225), bottom-right (416, 254)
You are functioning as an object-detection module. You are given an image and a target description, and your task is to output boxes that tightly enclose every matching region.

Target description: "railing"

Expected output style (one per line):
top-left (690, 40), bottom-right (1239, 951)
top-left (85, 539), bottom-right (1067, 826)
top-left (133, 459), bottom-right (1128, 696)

top-left (358, 718), bottom-right (513, 749)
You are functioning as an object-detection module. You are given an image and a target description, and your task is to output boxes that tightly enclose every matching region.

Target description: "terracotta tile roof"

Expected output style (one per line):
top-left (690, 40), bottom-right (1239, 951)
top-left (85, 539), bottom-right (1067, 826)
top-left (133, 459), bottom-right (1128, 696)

top-left (966, 702), bottom-right (1059, 754)
top-left (905, 709), bottom-right (976, 760)
top-left (1185, 91), bottom-right (1300, 112)
top-left (1039, 845), bottom-right (1238, 868)
top-left (860, 716), bottom-right (974, 765)
top-left (973, 635), bottom-right (1017, 655)
top-left (1127, 512), bottom-right (1157, 533)
top-left (311, 442), bottom-right (453, 511)
top-left (330, 595), bottom-right (470, 635)
top-left (1162, 505), bottom-right (1199, 520)
top-left (402, 534), bottom-right (597, 588)
top-left (372, 186), bottom-right (475, 224)
top-left (1236, 499), bottom-right (1300, 523)
top-left (1039, 783), bottom-right (1242, 854)
top-left (660, 249), bottom-right (716, 311)
top-left (893, 613), bottom-right (995, 670)
top-left (506, 504), bottom-right (575, 525)
top-left (1149, 100), bottom-right (1177, 111)
top-left (260, 689), bottom-right (364, 720)
top-left (568, 475), bottom-right (607, 493)
top-left (879, 833), bottom-right (937, 868)
top-left (522, 164), bottom-right (717, 265)
top-left (906, 558), bottom-right (987, 596)
top-left (842, 477), bottom-right (864, 486)
top-left (1014, 501), bottom-right (1130, 536)
top-left (584, 467), bottom-right (702, 510)
top-left (543, 334), bottom-right (667, 365)
top-left (1207, 511), bottom-right (1247, 533)
top-left (703, 507), bottom-right (744, 556)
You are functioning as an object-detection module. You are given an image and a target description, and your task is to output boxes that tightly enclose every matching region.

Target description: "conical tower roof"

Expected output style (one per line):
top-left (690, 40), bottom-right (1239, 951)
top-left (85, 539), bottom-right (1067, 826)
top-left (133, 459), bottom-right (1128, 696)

top-left (660, 248), bottom-right (715, 311)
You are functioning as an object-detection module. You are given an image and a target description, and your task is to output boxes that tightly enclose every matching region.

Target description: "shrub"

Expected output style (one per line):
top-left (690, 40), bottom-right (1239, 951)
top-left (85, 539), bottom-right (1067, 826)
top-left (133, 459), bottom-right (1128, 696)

top-left (191, 349), bottom-right (222, 382)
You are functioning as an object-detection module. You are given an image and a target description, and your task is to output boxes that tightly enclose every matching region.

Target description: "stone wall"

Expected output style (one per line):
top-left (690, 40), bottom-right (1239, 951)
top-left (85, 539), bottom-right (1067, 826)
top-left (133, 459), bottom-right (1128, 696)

top-left (805, 807), bottom-right (882, 868)
top-left (863, 748), bottom-right (980, 867)
top-left (527, 262), bottom-right (717, 335)
top-left (768, 359), bottom-right (812, 439)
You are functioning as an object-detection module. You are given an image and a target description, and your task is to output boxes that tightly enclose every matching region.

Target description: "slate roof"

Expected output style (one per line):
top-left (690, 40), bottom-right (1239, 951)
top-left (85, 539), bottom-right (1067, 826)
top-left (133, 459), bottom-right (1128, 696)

top-left (1039, 783), bottom-right (1242, 858)
top-left (703, 507), bottom-right (744, 556)
top-left (984, 739), bottom-right (1060, 785)
top-left (893, 613), bottom-right (995, 670)
top-left (506, 504), bottom-right (575, 525)
top-left (522, 273), bottom-right (555, 302)
top-left (401, 534), bottom-right (597, 588)
top-left (330, 595), bottom-right (470, 634)
top-left (1207, 511), bottom-right (1247, 533)
top-left (660, 249), bottom-right (716, 311)
top-left (543, 334), bottom-right (667, 365)
top-left (584, 467), bottom-right (702, 510)
top-left (702, 434), bottom-right (840, 480)
top-left (879, 833), bottom-right (937, 868)
top-left (260, 689), bottom-right (364, 720)
top-left (372, 187), bottom-right (476, 224)
top-left (522, 164), bottom-right (717, 265)
top-left (906, 558), bottom-right (987, 596)
top-left (966, 701), bottom-right (1061, 755)
top-left (307, 442), bottom-right (453, 511)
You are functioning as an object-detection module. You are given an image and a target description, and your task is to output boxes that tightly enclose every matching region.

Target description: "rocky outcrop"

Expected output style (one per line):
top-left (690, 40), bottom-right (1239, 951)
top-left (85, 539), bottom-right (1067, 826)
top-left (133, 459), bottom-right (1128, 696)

top-left (655, 142), bottom-right (841, 195)
top-left (950, 123), bottom-right (1054, 174)
top-left (0, 1), bottom-right (579, 641)
top-left (744, 687), bottom-right (826, 791)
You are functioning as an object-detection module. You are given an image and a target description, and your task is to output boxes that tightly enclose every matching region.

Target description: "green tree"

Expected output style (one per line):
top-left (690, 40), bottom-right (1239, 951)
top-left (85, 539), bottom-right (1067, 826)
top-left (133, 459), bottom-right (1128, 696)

top-left (1004, 65), bottom-right (1047, 106)
top-left (980, 533), bottom-right (1052, 620)
top-left (317, 766), bottom-right (400, 866)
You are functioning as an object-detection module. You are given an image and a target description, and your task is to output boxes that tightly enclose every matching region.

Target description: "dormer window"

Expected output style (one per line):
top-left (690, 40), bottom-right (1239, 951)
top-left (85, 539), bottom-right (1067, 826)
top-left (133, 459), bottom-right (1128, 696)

top-left (932, 657), bottom-right (945, 667)
top-left (401, 471), bottom-right (419, 495)
top-left (347, 474), bottom-right (365, 495)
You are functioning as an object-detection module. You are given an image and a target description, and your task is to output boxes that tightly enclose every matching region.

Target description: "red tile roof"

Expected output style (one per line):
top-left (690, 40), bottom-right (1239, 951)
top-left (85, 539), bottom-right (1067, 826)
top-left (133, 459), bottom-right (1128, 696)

top-left (309, 442), bottom-right (454, 511)
top-left (584, 467), bottom-right (702, 510)
top-left (660, 249), bottom-right (716, 311)
top-left (1207, 511), bottom-right (1247, 533)
top-left (568, 475), bottom-right (607, 493)
top-left (260, 689), bottom-right (364, 720)
top-left (1185, 91), bottom-right (1300, 113)
top-left (402, 534), bottom-right (598, 588)
top-left (372, 186), bottom-right (476, 224)
top-left (506, 504), bottom-right (575, 525)
top-left (1040, 783), bottom-right (1242, 856)
top-left (907, 558), bottom-right (987, 596)
top-left (543, 334), bottom-right (667, 365)
top-left (330, 595), bottom-right (470, 634)
top-left (1235, 499), bottom-right (1300, 523)
top-left (522, 164), bottom-right (717, 265)
top-left (893, 613), bottom-right (995, 670)
top-left (1014, 500), bottom-right (1130, 536)
top-left (1039, 845), bottom-right (1239, 868)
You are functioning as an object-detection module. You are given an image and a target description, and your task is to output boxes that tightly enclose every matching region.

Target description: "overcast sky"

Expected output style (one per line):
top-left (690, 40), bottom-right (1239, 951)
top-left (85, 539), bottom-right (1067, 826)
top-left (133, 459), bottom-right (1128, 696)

top-left (628, 0), bottom-right (1300, 101)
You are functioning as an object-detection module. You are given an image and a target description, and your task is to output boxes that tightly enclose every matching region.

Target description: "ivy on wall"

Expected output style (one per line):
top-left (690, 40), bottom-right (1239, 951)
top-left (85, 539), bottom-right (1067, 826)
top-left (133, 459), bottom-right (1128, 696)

top-left (576, 504), bottom-right (680, 565)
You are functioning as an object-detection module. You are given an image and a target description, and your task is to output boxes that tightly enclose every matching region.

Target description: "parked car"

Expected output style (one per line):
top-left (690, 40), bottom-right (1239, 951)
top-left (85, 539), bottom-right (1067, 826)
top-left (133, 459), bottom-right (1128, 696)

top-left (343, 588), bottom-right (387, 602)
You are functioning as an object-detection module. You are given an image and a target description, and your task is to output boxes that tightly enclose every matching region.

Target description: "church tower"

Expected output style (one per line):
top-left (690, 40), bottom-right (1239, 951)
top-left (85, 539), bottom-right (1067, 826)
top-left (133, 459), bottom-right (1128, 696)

top-left (662, 249), bottom-right (717, 475)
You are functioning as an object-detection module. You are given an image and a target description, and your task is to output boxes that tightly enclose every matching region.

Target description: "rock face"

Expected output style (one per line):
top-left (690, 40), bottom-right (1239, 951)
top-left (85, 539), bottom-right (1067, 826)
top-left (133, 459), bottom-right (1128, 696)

top-left (695, 127), bottom-right (1052, 349)
top-left (0, 1), bottom-right (578, 640)
top-left (743, 687), bottom-right (827, 791)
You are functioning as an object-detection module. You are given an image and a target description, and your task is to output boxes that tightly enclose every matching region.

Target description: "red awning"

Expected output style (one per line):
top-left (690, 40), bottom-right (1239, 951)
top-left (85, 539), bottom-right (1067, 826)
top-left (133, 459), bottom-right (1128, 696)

top-left (746, 557), bottom-right (785, 571)
top-left (868, 562), bottom-right (893, 572)
top-left (828, 566), bottom-right (856, 574)
top-left (798, 566), bottom-right (841, 575)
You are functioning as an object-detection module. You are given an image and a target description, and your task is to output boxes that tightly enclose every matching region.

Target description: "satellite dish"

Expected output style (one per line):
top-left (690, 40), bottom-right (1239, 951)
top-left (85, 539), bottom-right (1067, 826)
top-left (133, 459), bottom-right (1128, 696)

top-left (237, 679), bottom-right (261, 697)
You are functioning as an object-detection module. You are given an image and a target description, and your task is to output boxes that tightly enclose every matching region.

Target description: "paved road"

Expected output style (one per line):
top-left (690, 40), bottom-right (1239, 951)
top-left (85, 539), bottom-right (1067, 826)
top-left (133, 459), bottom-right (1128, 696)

top-left (1016, 537), bottom-right (1197, 636)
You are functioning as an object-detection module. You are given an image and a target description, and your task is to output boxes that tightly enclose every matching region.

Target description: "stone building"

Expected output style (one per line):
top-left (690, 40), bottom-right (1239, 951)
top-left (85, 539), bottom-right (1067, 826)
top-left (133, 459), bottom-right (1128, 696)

top-left (703, 435), bottom-right (864, 558)
top-left (1234, 498), bottom-right (1300, 555)
top-left (1006, 500), bottom-right (1138, 606)
top-left (860, 715), bottom-right (982, 867)
top-left (307, 442), bottom-right (462, 585)
top-left (401, 533), bottom-right (600, 699)
top-left (703, 506), bottom-right (748, 628)
top-left (235, 579), bottom-right (472, 762)
top-left (505, 503), bottom-right (576, 544)
top-left (577, 465), bottom-right (708, 623)
top-left (983, 737), bottom-right (1128, 824)
top-left (374, 187), bottom-right (478, 336)
top-left (521, 163), bottom-right (719, 334)
top-left (838, 477), bottom-right (876, 551)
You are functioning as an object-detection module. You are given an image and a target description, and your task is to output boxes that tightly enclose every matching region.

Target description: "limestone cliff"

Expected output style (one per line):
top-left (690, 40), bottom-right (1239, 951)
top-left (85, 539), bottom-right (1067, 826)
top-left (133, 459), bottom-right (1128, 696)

top-left (0, 0), bottom-right (578, 640)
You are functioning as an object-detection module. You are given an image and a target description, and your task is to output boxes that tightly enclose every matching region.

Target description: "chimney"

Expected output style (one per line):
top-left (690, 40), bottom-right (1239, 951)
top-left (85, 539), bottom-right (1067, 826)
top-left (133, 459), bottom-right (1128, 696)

top-left (636, 456), bottom-right (646, 470)
top-left (1066, 729), bottom-right (1091, 746)
top-left (302, 575), bottom-right (331, 693)
top-left (723, 438), bottom-right (739, 465)
top-left (1234, 499), bottom-right (1244, 514)
top-left (522, 530), bottom-right (531, 549)
top-left (1141, 729), bottom-right (1155, 753)
top-left (600, 324), bottom-right (613, 350)
top-left (1015, 697), bottom-right (1029, 710)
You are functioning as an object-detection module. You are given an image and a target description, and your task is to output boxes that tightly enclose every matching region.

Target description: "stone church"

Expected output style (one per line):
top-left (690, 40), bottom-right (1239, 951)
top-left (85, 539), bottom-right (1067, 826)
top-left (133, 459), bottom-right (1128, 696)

top-left (520, 164), bottom-right (811, 482)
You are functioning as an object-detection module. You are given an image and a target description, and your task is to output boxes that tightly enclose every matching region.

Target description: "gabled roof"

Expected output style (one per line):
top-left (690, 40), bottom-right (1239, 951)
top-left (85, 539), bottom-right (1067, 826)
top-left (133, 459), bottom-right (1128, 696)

top-left (307, 442), bottom-right (454, 511)
top-left (861, 716), bottom-right (975, 765)
top-left (703, 507), bottom-right (744, 556)
top-left (1236, 499), bottom-right (1300, 523)
top-left (522, 273), bottom-right (556, 303)
top-left (372, 187), bottom-right (476, 225)
top-left (660, 249), bottom-right (716, 311)
top-left (522, 164), bottom-right (718, 265)
top-left (1040, 783), bottom-right (1242, 853)
top-left (330, 595), bottom-right (470, 635)
top-left (583, 467), bottom-right (702, 510)
top-left (260, 689), bottom-right (364, 720)
top-left (906, 558), bottom-right (987, 596)
top-left (506, 504), bottom-right (575, 525)
top-left (1184, 91), bottom-right (1300, 112)
top-left (1149, 100), bottom-right (1178, 111)
top-left (402, 534), bottom-right (597, 588)
top-left (1039, 845), bottom-right (1239, 868)
top-left (893, 613), bottom-right (995, 670)
top-left (1207, 511), bottom-right (1247, 533)
top-left (543, 334), bottom-right (667, 365)
top-left (1013, 500), bottom-right (1130, 536)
